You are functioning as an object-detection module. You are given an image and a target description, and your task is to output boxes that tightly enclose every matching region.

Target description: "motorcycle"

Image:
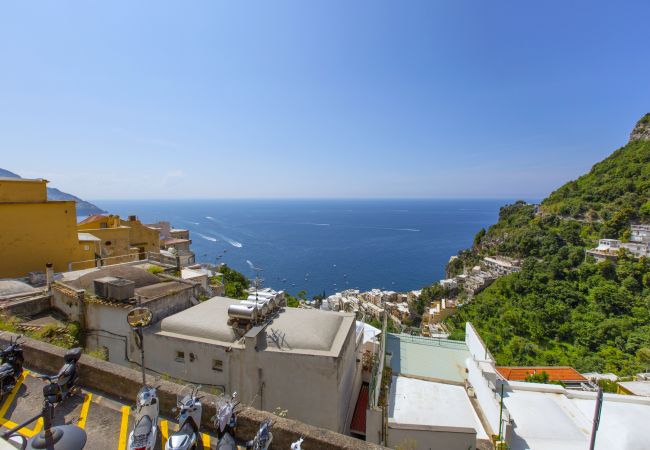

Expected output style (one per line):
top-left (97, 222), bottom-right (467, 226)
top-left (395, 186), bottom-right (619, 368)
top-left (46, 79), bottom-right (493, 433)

top-left (128, 385), bottom-right (159, 450)
top-left (246, 419), bottom-right (273, 450)
top-left (291, 437), bottom-right (304, 450)
top-left (165, 384), bottom-right (203, 450)
top-left (212, 392), bottom-right (239, 450)
top-left (0, 335), bottom-right (24, 396)
top-left (39, 347), bottom-right (81, 404)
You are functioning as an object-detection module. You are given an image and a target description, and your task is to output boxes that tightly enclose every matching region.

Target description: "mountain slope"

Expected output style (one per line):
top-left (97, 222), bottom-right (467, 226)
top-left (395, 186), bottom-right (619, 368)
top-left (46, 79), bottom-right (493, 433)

top-left (0, 168), bottom-right (105, 216)
top-left (443, 114), bottom-right (650, 376)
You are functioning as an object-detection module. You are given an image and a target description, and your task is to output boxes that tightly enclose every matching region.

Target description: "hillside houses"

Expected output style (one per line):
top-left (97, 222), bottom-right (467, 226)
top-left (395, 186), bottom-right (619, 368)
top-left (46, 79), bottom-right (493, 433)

top-left (586, 224), bottom-right (650, 262)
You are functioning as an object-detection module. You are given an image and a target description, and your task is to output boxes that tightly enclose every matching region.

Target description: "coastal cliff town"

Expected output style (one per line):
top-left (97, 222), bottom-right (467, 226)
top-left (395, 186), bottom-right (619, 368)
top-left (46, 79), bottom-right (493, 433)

top-left (3, 115), bottom-right (650, 450)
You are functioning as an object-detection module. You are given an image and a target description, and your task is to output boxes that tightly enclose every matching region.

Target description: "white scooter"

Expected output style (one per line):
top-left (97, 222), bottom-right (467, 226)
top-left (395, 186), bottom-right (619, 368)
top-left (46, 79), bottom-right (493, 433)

top-left (166, 384), bottom-right (203, 450)
top-left (247, 419), bottom-right (273, 450)
top-left (128, 385), bottom-right (159, 450)
top-left (213, 392), bottom-right (239, 450)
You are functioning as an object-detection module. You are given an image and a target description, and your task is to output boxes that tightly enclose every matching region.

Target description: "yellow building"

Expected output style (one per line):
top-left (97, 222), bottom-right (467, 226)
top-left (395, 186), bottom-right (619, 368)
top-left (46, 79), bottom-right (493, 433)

top-left (77, 214), bottom-right (160, 265)
top-left (0, 177), bottom-right (96, 277)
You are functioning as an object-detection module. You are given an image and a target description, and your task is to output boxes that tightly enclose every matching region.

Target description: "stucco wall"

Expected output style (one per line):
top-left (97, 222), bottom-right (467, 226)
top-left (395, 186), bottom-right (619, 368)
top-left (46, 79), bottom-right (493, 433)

top-left (0, 201), bottom-right (93, 277)
top-left (387, 426), bottom-right (476, 450)
top-left (139, 329), bottom-right (350, 433)
top-left (0, 294), bottom-right (51, 317)
top-left (0, 332), bottom-right (385, 450)
top-left (0, 179), bottom-right (47, 203)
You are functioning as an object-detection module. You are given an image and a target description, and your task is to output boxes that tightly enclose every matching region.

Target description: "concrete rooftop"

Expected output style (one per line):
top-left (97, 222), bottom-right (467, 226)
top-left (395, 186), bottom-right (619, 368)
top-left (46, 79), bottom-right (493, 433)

top-left (158, 296), bottom-right (355, 355)
top-left (388, 376), bottom-right (487, 439)
top-left (504, 382), bottom-right (650, 450)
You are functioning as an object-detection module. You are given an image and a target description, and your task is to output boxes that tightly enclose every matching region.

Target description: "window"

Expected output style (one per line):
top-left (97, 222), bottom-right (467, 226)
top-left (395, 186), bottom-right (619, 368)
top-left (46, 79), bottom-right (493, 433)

top-left (175, 351), bottom-right (185, 363)
top-left (105, 241), bottom-right (112, 246)
top-left (212, 359), bottom-right (223, 371)
top-left (100, 222), bottom-right (108, 229)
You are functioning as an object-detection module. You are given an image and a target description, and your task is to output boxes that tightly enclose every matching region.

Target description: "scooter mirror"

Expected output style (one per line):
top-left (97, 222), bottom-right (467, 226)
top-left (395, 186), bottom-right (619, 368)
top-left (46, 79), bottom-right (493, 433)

top-left (232, 391), bottom-right (238, 399)
top-left (171, 407), bottom-right (177, 414)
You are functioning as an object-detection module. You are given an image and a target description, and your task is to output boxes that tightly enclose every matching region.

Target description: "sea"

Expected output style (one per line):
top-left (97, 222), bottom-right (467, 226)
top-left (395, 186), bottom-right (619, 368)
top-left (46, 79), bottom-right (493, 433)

top-left (94, 199), bottom-right (520, 297)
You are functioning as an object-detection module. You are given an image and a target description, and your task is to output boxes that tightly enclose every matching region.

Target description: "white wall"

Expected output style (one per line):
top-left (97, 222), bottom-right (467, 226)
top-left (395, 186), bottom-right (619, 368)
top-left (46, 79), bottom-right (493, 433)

top-left (140, 328), bottom-right (355, 434)
top-left (387, 426), bottom-right (476, 450)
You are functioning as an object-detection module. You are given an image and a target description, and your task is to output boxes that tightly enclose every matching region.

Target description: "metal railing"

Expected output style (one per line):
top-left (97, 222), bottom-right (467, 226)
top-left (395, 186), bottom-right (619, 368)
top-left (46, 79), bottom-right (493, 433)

top-left (389, 332), bottom-right (467, 349)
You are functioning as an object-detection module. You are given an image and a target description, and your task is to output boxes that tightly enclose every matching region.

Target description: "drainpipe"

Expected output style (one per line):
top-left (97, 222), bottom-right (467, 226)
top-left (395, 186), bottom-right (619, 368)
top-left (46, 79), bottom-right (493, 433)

top-left (45, 263), bottom-right (54, 291)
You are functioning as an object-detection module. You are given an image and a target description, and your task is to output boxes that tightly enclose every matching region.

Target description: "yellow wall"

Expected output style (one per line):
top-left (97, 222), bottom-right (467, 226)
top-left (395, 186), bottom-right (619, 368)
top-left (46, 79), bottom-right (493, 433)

top-left (120, 217), bottom-right (160, 253)
top-left (77, 214), bottom-right (160, 264)
top-left (0, 201), bottom-right (94, 277)
top-left (76, 227), bottom-right (132, 262)
top-left (0, 179), bottom-right (47, 203)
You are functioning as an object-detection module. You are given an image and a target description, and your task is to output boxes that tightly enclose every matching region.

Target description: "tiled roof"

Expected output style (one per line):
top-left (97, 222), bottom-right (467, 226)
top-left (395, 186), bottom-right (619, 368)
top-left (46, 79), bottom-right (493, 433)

top-left (78, 214), bottom-right (107, 225)
top-left (496, 366), bottom-right (587, 382)
top-left (350, 383), bottom-right (369, 435)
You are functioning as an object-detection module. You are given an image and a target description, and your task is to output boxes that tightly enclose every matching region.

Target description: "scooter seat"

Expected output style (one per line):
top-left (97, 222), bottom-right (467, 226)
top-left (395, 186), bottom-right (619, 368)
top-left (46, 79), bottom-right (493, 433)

top-left (133, 414), bottom-right (153, 436)
top-left (56, 363), bottom-right (75, 379)
top-left (0, 363), bottom-right (13, 377)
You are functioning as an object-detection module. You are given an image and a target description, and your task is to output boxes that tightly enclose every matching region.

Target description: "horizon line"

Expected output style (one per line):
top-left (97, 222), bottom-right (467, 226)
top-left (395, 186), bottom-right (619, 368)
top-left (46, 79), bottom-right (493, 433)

top-left (89, 196), bottom-right (543, 202)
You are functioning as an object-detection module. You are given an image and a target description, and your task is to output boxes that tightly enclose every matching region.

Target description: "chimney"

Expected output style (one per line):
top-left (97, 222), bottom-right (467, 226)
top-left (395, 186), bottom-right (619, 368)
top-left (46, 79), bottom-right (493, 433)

top-left (129, 215), bottom-right (137, 222)
top-left (45, 263), bottom-right (54, 289)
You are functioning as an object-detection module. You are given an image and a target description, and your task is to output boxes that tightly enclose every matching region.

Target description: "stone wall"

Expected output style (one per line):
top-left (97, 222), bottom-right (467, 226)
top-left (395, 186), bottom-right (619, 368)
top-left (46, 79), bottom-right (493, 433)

top-left (0, 332), bottom-right (384, 450)
top-left (0, 294), bottom-right (51, 318)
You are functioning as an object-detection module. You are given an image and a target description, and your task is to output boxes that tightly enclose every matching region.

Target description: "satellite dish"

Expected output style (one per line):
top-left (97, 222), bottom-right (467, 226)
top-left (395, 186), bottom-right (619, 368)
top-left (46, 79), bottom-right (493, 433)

top-left (127, 307), bottom-right (153, 328)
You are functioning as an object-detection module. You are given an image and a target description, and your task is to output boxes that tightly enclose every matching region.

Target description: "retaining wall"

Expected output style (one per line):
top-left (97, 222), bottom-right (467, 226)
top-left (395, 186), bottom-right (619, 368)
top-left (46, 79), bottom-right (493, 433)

top-left (0, 332), bottom-right (383, 450)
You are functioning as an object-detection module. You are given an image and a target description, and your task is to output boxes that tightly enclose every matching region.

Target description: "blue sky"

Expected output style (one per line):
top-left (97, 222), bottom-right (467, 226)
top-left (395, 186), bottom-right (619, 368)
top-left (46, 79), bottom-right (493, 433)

top-left (1, 1), bottom-right (649, 199)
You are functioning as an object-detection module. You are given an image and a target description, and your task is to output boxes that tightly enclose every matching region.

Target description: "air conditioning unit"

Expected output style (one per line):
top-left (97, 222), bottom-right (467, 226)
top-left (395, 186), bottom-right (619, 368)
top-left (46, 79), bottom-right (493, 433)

top-left (94, 277), bottom-right (120, 298)
top-left (106, 278), bottom-right (135, 302)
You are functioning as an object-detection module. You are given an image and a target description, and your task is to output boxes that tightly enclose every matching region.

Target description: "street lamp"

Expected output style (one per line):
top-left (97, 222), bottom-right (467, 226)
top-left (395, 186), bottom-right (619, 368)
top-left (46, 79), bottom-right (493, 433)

top-left (127, 306), bottom-right (153, 386)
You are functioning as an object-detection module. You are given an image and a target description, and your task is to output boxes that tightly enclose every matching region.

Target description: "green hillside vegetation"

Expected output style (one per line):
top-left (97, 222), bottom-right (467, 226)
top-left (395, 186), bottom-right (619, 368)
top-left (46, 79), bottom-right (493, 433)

top-left (445, 117), bottom-right (650, 376)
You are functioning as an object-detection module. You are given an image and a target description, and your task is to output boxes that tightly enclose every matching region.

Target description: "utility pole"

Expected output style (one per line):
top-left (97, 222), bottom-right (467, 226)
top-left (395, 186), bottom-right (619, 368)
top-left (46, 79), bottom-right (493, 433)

top-left (589, 386), bottom-right (604, 450)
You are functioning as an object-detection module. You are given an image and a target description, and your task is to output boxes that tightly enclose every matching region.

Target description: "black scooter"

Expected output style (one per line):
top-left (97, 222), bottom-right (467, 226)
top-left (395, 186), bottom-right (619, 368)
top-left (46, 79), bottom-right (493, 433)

top-left (40, 347), bottom-right (82, 404)
top-left (0, 335), bottom-right (24, 396)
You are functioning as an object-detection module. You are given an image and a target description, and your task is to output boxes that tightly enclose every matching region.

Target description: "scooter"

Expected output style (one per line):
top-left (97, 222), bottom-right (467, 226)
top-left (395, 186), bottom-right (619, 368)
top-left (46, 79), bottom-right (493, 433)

top-left (128, 385), bottom-right (160, 450)
top-left (246, 419), bottom-right (273, 450)
top-left (291, 437), bottom-right (304, 450)
top-left (212, 392), bottom-right (239, 450)
top-left (165, 384), bottom-right (203, 450)
top-left (0, 335), bottom-right (24, 396)
top-left (39, 347), bottom-right (82, 404)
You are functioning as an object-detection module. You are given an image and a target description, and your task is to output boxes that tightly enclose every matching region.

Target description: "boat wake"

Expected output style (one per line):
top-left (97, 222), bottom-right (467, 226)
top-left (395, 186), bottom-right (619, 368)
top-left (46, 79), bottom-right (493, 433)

top-left (219, 235), bottom-right (243, 248)
top-left (196, 233), bottom-right (218, 242)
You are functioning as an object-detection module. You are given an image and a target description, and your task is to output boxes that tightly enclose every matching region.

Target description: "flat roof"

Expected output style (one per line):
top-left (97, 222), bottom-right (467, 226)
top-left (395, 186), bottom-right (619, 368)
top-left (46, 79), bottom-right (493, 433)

top-left (78, 232), bottom-right (101, 242)
top-left (618, 381), bottom-right (650, 397)
top-left (0, 177), bottom-right (46, 183)
top-left (135, 281), bottom-right (192, 300)
top-left (386, 334), bottom-right (470, 383)
top-left (388, 376), bottom-right (486, 438)
top-left (158, 297), bottom-right (355, 356)
top-left (504, 383), bottom-right (650, 449)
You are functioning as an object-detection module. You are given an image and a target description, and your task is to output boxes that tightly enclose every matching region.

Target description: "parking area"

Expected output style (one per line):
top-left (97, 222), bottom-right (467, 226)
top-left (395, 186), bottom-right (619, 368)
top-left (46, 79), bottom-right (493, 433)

top-left (0, 370), bottom-right (244, 450)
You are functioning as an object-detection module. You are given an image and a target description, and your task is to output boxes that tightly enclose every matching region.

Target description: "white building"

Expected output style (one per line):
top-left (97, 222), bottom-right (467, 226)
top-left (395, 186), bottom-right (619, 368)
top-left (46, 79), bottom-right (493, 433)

top-left (630, 224), bottom-right (650, 243)
top-left (141, 297), bottom-right (360, 433)
top-left (387, 376), bottom-right (486, 450)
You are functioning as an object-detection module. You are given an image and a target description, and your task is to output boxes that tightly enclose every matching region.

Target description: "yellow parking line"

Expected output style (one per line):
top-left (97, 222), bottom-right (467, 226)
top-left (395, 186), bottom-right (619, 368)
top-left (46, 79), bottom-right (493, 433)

top-left (0, 370), bottom-right (29, 422)
top-left (77, 393), bottom-right (92, 429)
top-left (160, 419), bottom-right (169, 442)
top-left (202, 433), bottom-right (210, 448)
top-left (118, 406), bottom-right (130, 450)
